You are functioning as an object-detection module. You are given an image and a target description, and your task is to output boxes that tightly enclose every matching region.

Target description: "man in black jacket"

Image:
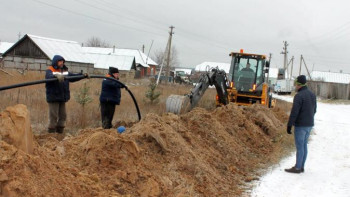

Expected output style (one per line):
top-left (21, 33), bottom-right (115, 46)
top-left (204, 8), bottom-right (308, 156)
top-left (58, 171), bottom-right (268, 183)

top-left (241, 62), bottom-right (254, 72)
top-left (100, 67), bottom-right (123, 129)
top-left (285, 75), bottom-right (317, 173)
top-left (45, 55), bottom-right (86, 133)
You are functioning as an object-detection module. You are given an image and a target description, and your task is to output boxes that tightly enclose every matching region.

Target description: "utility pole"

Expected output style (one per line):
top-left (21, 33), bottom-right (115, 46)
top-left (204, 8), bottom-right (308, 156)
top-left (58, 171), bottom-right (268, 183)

top-left (302, 57), bottom-right (312, 80)
top-left (281, 41), bottom-right (288, 71)
top-left (299, 55), bottom-right (303, 75)
top-left (156, 37), bottom-right (169, 85)
top-left (145, 40), bottom-right (154, 65)
top-left (290, 56), bottom-right (294, 79)
top-left (142, 44), bottom-right (145, 53)
top-left (165, 26), bottom-right (175, 84)
top-left (267, 53), bottom-right (272, 82)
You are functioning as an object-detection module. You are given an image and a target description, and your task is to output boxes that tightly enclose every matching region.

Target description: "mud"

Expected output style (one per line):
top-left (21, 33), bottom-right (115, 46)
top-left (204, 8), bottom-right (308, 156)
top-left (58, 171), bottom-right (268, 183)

top-left (0, 103), bottom-right (289, 196)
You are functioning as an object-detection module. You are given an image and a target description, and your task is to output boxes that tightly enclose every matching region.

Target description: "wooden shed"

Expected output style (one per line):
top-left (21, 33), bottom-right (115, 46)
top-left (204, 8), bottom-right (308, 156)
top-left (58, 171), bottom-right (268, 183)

top-left (1, 34), bottom-right (94, 73)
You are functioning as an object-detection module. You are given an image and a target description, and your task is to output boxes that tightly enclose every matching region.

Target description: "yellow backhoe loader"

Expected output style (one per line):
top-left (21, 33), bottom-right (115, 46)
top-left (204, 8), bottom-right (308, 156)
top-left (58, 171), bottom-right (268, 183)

top-left (166, 50), bottom-right (275, 114)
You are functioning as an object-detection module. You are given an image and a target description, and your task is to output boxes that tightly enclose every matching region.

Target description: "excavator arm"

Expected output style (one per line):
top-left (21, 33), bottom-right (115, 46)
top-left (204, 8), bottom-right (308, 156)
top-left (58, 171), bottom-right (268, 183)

top-left (166, 68), bottom-right (229, 114)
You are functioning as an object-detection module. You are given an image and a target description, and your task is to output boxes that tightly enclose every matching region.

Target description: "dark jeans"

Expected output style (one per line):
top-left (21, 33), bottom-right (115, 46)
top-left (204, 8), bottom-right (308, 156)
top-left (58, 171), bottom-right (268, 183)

top-left (48, 102), bottom-right (66, 131)
top-left (100, 102), bottom-right (116, 129)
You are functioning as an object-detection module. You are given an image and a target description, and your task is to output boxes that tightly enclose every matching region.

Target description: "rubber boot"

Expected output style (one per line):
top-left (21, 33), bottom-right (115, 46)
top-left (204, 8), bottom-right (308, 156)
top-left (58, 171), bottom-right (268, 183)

top-left (56, 127), bottom-right (65, 134)
top-left (48, 128), bottom-right (56, 133)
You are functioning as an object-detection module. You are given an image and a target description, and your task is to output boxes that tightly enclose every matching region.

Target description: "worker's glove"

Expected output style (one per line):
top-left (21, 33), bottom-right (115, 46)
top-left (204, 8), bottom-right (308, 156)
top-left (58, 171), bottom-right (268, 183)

top-left (54, 74), bottom-right (65, 82)
top-left (84, 73), bottom-right (90, 79)
top-left (287, 126), bottom-right (292, 134)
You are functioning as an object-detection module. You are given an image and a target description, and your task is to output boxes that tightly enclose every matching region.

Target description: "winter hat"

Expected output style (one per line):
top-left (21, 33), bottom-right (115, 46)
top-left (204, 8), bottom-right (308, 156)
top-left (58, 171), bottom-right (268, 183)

top-left (52, 55), bottom-right (65, 68)
top-left (109, 67), bottom-right (119, 74)
top-left (296, 75), bottom-right (307, 86)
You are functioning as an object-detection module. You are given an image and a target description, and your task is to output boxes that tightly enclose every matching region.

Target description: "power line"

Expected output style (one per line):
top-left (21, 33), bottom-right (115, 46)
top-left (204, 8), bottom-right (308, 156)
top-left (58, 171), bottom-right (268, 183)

top-left (31, 0), bottom-right (236, 55)
top-left (73, 0), bottom-right (169, 34)
top-left (289, 21), bottom-right (350, 61)
top-left (307, 21), bottom-right (350, 43)
top-left (97, 0), bottom-right (171, 27)
top-left (288, 41), bottom-right (350, 65)
top-left (308, 32), bottom-right (350, 47)
top-left (85, 0), bottom-right (235, 51)
top-left (302, 23), bottom-right (350, 48)
top-left (302, 55), bottom-right (350, 62)
top-left (30, 0), bottom-right (166, 37)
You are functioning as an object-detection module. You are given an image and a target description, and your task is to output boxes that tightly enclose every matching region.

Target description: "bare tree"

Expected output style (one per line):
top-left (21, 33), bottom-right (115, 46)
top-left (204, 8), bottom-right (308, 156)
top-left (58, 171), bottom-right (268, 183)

top-left (152, 48), bottom-right (164, 67)
top-left (152, 46), bottom-right (179, 70)
top-left (85, 36), bottom-right (111, 48)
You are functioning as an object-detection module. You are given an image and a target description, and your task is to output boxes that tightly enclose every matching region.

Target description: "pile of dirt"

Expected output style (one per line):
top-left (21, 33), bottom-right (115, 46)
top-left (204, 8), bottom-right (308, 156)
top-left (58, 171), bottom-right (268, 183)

top-left (0, 104), bottom-right (34, 154)
top-left (0, 103), bottom-right (290, 196)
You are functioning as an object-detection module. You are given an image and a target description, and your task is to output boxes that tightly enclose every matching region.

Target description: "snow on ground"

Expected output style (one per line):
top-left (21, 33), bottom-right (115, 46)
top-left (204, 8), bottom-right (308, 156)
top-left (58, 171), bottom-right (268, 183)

top-left (251, 94), bottom-right (350, 197)
top-left (272, 93), bottom-right (294, 103)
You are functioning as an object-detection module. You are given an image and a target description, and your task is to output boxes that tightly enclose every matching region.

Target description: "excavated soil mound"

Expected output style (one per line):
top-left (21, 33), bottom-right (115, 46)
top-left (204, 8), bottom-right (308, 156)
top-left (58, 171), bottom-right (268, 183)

top-left (0, 103), bottom-right (289, 196)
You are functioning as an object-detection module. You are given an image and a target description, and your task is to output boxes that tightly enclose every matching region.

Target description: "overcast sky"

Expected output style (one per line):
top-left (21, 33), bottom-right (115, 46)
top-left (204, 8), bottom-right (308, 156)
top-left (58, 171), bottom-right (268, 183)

top-left (1, 0), bottom-right (350, 74)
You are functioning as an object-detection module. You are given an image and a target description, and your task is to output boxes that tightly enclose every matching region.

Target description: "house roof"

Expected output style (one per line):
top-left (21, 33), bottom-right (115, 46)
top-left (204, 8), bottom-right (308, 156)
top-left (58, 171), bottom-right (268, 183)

top-left (195, 62), bottom-right (230, 73)
top-left (86, 53), bottom-right (136, 71)
top-left (3, 34), bottom-right (156, 70)
top-left (82, 47), bottom-right (158, 68)
top-left (311, 71), bottom-right (350, 84)
top-left (27, 34), bottom-right (92, 64)
top-left (0, 42), bottom-right (14, 54)
top-left (3, 34), bottom-right (91, 64)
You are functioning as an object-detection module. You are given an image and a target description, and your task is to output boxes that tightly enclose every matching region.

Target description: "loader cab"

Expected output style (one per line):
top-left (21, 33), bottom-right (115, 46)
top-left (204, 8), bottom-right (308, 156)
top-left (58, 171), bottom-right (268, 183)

top-left (228, 52), bottom-right (268, 95)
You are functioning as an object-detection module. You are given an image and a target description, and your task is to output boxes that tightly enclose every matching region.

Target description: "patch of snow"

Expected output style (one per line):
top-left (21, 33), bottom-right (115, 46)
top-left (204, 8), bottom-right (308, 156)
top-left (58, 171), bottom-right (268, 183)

top-left (251, 95), bottom-right (350, 197)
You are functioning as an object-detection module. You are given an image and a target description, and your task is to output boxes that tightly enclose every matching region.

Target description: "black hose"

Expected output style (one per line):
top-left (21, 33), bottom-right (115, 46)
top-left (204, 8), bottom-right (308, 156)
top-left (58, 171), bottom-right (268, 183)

top-left (0, 78), bottom-right (58, 91)
top-left (0, 75), bottom-right (141, 121)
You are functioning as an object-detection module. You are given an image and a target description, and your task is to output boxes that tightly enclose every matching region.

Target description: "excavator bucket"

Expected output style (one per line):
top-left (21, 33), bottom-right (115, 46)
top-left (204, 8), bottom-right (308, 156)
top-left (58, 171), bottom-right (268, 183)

top-left (166, 95), bottom-right (191, 114)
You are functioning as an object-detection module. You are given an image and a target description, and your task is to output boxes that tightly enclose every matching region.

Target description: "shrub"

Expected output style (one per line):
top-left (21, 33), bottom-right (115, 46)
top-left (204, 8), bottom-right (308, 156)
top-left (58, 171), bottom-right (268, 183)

top-left (144, 82), bottom-right (161, 104)
top-left (74, 81), bottom-right (93, 127)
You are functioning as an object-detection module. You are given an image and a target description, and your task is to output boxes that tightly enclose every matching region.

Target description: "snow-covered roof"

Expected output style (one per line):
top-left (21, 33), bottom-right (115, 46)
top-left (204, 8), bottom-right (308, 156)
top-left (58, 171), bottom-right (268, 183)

top-left (311, 71), bottom-right (350, 84)
top-left (195, 62), bottom-right (230, 73)
top-left (26, 34), bottom-right (92, 64)
top-left (4, 34), bottom-right (158, 69)
top-left (82, 47), bottom-right (157, 68)
top-left (0, 42), bottom-right (14, 54)
top-left (86, 53), bottom-right (135, 71)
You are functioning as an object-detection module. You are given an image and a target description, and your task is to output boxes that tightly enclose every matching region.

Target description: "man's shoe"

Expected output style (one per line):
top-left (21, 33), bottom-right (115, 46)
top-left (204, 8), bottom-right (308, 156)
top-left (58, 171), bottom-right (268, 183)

top-left (301, 168), bottom-right (304, 173)
top-left (56, 127), bottom-right (64, 134)
top-left (285, 167), bottom-right (302, 173)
